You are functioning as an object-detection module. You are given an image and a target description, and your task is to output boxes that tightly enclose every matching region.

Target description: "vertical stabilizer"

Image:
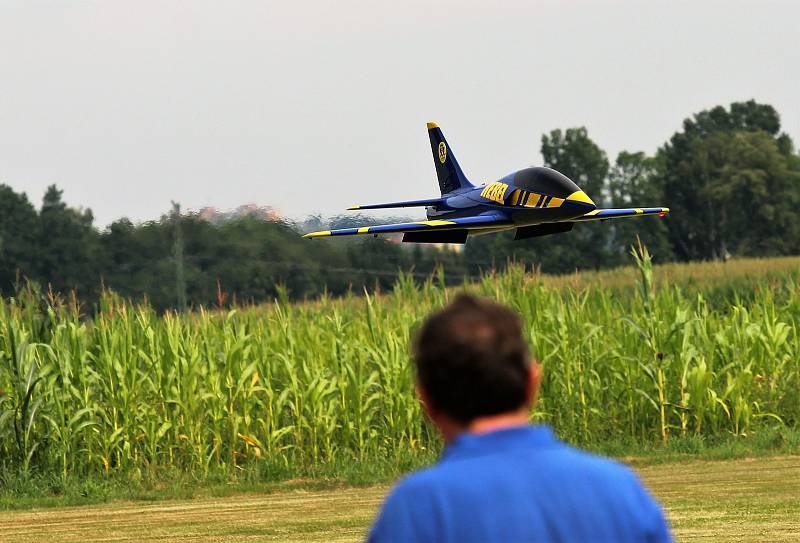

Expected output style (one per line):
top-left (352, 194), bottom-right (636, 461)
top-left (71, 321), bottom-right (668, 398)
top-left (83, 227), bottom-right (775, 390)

top-left (427, 122), bottom-right (473, 195)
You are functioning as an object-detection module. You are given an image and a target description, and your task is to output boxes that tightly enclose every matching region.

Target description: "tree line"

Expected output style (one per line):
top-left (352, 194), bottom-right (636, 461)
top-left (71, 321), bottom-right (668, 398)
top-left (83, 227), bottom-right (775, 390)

top-left (1, 100), bottom-right (798, 311)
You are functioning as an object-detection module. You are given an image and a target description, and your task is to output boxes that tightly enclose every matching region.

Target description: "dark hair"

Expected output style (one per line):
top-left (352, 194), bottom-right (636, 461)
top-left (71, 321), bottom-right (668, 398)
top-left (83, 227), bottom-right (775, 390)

top-left (413, 294), bottom-right (531, 424)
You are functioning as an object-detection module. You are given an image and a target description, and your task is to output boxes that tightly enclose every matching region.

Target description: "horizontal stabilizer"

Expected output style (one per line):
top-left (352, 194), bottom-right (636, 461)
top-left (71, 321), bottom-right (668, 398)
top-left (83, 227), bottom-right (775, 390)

top-left (347, 197), bottom-right (445, 211)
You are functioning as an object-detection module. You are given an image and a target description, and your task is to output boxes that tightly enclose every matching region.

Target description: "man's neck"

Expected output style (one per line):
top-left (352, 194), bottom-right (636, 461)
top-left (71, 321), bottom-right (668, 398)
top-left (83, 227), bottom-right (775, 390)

top-left (439, 409), bottom-right (530, 443)
top-left (467, 410), bottom-right (530, 435)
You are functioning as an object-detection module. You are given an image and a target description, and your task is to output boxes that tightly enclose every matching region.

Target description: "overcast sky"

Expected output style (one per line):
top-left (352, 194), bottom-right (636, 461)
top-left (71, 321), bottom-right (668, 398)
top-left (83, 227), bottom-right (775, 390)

top-left (1, 0), bottom-right (798, 228)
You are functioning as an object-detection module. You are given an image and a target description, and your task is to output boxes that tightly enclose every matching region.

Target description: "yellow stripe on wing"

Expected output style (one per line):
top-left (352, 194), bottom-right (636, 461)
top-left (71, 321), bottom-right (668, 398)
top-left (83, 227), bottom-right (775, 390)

top-left (357, 227), bottom-right (370, 234)
top-left (416, 220), bottom-right (456, 227)
top-left (303, 230), bottom-right (332, 238)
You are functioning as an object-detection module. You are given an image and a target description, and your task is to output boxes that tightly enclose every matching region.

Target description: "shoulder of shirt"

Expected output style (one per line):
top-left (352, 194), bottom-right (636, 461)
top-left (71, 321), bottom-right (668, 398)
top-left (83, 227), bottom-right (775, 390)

top-left (383, 464), bottom-right (448, 505)
top-left (391, 441), bottom-right (643, 498)
top-left (393, 464), bottom-right (441, 489)
top-left (554, 444), bottom-right (643, 483)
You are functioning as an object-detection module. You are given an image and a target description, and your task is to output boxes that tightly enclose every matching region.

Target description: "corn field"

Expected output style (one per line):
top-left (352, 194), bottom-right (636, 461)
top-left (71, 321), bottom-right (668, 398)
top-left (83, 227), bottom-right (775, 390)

top-left (1, 248), bottom-right (799, 482)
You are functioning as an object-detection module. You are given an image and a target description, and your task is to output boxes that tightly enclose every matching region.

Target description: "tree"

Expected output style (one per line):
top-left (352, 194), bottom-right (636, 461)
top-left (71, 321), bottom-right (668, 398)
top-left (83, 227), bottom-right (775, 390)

top-left (37, 185), bottom-right (101, 300)
top-left (658, 100), bottom-right (800, 260)
top-left (0, 185), bottom-right (39, 293)
top-left (171, 202), bottom-right (187, 312)
top-left (607, 152), bottom-right (672, 262)
top-left (695, 131), bottom-right (799, 257)
top-left (99, 218), bottom-right (157, 301)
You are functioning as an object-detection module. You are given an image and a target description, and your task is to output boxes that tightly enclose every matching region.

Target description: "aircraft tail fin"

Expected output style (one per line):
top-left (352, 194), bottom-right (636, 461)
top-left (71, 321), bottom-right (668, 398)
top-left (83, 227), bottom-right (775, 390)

top-left (427, 122), bottom-right (474, 195)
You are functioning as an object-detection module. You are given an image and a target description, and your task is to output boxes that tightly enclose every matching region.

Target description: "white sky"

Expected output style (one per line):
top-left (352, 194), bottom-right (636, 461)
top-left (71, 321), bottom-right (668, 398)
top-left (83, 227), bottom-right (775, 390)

top-left (1, 0), bottom-right (798, 228)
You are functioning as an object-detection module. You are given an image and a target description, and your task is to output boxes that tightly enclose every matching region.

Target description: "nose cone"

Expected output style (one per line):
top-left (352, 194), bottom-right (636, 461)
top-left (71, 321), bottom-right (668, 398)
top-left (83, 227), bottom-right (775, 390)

top-left (566, 190), bottom-right (596, 210)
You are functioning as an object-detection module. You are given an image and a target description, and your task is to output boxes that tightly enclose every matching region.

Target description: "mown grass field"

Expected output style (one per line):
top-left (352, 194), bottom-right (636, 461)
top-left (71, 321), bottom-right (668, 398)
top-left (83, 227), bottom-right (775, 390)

top-left (3, 455), bottom-right (799, 542)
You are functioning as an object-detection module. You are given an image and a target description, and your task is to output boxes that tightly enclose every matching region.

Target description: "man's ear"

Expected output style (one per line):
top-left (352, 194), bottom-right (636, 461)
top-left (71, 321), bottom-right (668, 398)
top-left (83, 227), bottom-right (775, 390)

top-left (526, 361), bottom-right (543, 407)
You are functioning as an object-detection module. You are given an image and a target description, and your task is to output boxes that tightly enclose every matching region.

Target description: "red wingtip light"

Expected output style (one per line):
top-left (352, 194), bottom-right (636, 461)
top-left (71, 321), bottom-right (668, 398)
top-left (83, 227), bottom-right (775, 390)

top-left (658, 212), bottom-right (666, 218)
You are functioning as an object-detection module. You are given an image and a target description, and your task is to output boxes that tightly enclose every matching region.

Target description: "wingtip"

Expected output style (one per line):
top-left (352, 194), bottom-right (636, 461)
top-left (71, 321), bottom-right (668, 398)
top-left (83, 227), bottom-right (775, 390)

top-left (426, 121), bottom-right (439, 130)
top-left (303, 231), bottom-right (331, 239)
top-left (347, 205), bottom-right (360, 210)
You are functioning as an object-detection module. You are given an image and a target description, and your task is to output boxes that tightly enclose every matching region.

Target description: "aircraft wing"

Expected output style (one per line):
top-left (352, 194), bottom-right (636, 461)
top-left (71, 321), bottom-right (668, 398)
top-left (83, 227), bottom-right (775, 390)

top-left (303, 213), bottom-right (510, 238)
top-left (572, 207), bottom-right (669, 221)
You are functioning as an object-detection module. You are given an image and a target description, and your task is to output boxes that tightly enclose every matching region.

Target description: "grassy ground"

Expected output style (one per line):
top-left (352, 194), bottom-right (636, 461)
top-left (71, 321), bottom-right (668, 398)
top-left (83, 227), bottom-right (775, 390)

top-left (3, 455), bottom-right (798, 543)
top-left (539, 254), bottom-right (800, 292)
top-left (638, 456), bottom-right (800, 542)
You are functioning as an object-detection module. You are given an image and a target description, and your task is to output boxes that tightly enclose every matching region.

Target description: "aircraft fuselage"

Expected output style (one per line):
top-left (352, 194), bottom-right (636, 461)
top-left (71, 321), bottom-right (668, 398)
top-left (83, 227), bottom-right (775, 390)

top-left (426, 167), bottom-right (597, 231)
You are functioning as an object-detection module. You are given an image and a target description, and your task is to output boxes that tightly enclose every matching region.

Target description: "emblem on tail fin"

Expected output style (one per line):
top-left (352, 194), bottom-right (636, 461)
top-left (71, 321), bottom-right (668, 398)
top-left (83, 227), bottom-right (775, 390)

top-left (427, 122), bottom-right (474, 194)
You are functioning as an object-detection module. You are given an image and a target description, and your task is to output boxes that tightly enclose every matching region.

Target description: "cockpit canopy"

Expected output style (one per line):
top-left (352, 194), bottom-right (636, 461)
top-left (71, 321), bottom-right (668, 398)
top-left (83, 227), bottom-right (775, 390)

top-left (504, 167), bottom-right (581, 198)
top-left (479, 167), bottom-right (590, 209)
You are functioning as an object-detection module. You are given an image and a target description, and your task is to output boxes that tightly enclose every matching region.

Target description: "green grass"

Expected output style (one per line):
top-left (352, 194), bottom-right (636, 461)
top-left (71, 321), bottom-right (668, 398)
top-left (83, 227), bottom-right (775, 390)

top-left (3, 455), bottom-right (799, 543)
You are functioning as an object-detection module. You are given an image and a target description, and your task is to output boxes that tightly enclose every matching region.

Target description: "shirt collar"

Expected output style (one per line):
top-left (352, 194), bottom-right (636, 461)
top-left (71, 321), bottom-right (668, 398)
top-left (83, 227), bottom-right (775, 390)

top-left (441, 424), bottom-right (559, 462)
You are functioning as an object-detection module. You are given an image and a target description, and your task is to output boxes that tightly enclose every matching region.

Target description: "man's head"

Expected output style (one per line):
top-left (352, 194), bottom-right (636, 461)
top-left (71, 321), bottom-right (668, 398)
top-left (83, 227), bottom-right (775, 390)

top-left (413, 294), bottom-right (540, 434)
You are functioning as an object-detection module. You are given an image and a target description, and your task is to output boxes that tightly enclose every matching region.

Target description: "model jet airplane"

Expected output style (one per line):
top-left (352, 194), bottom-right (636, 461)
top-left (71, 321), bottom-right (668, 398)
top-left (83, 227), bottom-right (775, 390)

top-left (303, 123), bottom-right (669, 243)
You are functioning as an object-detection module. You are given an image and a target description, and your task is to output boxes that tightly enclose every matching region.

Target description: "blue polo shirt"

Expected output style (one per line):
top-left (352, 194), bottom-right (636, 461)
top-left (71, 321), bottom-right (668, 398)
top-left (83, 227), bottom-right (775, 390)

top-left (368, 425), bottom-right (671, 542)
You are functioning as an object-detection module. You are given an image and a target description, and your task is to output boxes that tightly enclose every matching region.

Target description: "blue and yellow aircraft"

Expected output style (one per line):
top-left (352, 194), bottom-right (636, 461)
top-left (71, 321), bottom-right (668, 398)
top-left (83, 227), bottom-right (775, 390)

top-left (303, 123), bottom-right (669, 243)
